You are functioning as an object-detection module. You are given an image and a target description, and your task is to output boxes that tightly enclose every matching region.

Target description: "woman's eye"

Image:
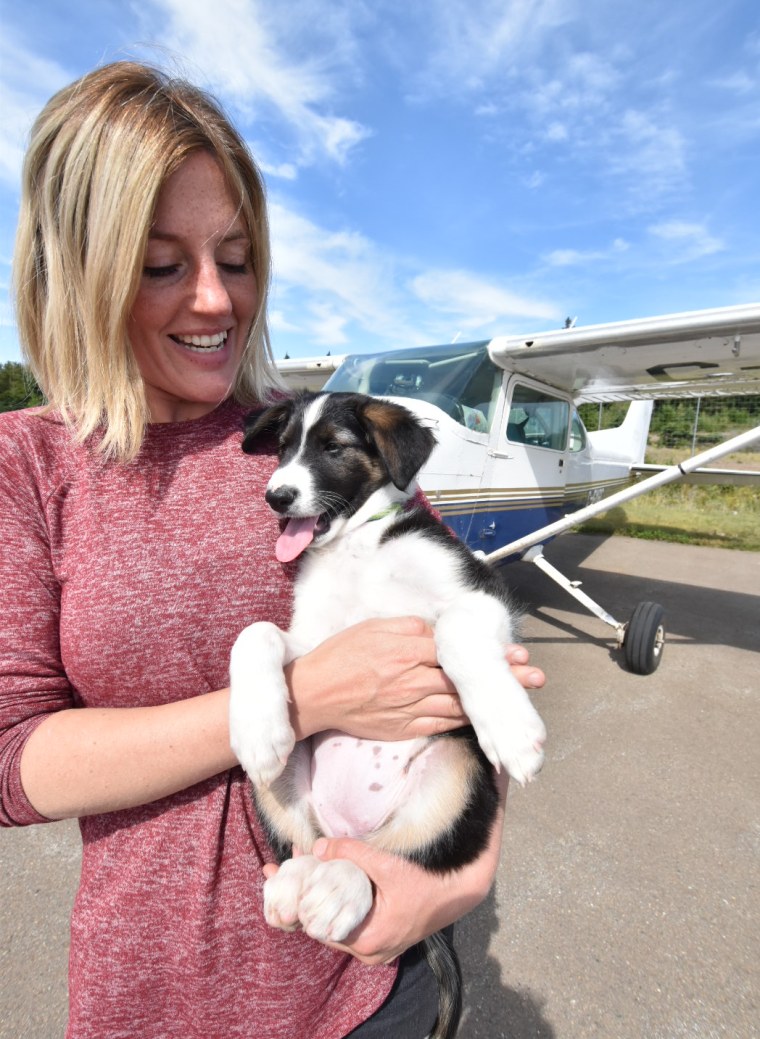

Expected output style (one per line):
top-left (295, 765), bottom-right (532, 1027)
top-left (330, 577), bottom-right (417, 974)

top-left (143, 265), bottom-right (179, 279)
top-left (219, 261), bottom-right (249, 275)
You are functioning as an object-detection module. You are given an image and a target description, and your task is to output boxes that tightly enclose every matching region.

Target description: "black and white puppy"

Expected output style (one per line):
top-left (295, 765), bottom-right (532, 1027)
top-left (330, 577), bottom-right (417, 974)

top-left (229, 391), bottom-right (546, 1039)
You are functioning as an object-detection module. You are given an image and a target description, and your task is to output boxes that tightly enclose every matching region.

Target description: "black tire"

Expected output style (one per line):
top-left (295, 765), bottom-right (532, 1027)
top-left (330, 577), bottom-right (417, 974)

top-left (623, 601), bottom-right (666, 675)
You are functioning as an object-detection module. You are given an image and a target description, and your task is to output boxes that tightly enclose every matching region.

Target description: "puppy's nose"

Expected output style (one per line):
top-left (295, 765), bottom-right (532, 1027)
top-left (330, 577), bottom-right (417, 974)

top-left (266, 485), bottom-right (299, 513)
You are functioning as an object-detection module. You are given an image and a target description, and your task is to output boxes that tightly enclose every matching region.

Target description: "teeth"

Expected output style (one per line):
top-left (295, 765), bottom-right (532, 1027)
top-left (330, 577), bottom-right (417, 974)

top-left (175, 331), bottom-right (228, 350)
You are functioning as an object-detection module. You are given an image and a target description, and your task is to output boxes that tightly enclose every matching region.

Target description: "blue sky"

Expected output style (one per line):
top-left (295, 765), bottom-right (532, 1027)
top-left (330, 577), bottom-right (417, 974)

top-left (1, 0), bottom-right (759, 363)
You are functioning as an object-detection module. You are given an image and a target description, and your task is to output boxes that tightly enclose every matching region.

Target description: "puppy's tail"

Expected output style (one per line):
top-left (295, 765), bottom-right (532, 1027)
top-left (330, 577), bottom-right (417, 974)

top-left (423, 930), bottom-right (463, 1039)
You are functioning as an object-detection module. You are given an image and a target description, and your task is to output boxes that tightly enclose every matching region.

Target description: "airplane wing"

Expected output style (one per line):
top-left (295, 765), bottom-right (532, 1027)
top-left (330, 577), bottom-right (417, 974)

top-left (275, 355), bottom-right (346, 391)
top-left (488, 303), bottom-right (760, 401)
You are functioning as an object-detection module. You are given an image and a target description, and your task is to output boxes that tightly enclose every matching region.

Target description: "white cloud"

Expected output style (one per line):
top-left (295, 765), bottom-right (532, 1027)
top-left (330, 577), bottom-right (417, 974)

top-left (648, 221), bottom-right (725, 261)
top-left (145, 0), bottom-right (371, 167)
top-left (257, 158), bottom-right (299, 182)
top-left (268, 199), bottom-right (562, 349)
top-left (545, 238), bottom-right (629, 267)
top-left (410, 0), bottom-right (572, 95)
top-left (269, 310), bottom-right (301, 334)
top-left (711, 71), bottom-right (756, 95)
top-left (410, 269), bottom-right (561, 329)
top-left (545, 122), bottom-right (569, 142)
top-left (606, 109), bottom-right (687, 200)
top-left (0, 35), bottom-right (71, 188)
top-left (398, 3), bottom-right (693, 210)
top-left (268, 200), bottom-right (409, 347)
top-left (305, 302), bottom-right (350, 347)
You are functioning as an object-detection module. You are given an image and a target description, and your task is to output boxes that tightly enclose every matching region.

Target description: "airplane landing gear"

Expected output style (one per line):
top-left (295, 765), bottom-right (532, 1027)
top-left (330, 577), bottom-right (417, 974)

top-left (623, 601), bottom-right (666, 675)
top-left (521, 547), bottom-right (666, 674)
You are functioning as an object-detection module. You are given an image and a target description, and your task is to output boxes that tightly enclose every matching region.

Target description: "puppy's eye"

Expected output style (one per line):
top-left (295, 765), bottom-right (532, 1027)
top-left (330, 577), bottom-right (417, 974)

top-left (323, 441), bottom-right (343, 455)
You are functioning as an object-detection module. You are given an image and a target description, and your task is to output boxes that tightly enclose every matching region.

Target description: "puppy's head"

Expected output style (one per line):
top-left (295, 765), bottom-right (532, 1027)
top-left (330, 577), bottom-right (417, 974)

top-left (243, 392), bottom-right (436, 559)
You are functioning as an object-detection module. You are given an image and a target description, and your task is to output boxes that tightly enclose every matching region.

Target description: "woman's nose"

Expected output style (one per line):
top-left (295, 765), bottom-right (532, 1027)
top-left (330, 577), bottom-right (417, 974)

top-left (192, 260), bottom-right (233, 314)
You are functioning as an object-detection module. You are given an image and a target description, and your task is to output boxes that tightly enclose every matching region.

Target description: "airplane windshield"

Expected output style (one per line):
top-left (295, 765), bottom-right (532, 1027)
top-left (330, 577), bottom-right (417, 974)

top-left (325, 341), bottom-right (501, 432)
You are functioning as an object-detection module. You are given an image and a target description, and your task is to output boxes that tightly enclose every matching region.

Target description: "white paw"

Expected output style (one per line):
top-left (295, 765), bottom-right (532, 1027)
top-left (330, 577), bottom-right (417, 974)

top-left (230, 696), bottom-right (295, 787)
top-left (298, 859), bottom-right (373, 943)
top-left (472, 696), bottom-right (547, 786)
top-left (263, 857), bottom-right (315, 932)
top-left (229, 623), bottom-right (295, 786)
top-left (264, 856), bottom-right (373, 944)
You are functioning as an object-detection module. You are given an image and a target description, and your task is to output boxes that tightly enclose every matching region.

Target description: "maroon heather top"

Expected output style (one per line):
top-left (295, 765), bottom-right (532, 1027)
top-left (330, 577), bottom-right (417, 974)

top-left (0, 400), bottom-right (396, 1039)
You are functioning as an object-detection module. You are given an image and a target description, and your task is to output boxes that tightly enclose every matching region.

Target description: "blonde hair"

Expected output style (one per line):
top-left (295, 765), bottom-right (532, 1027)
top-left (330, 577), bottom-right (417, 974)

top-left (14, 60), bottom-right (282, 461)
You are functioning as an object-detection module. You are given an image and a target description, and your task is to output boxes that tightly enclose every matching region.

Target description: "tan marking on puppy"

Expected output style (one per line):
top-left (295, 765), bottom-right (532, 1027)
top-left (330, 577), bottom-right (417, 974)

top-left (364, 738), bottom-right (482, 857)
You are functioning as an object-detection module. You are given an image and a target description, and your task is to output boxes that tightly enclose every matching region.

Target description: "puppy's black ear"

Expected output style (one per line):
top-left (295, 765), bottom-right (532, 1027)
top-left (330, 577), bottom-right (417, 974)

top-left (242, 397), bottom-right (295, 454)
top-left (357, 397), bottom-right (437, 489)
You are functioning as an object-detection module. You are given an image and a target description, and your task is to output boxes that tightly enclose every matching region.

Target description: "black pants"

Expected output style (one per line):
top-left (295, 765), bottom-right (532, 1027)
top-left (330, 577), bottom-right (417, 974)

top-left (346, 928), bottom-right (453, 1039)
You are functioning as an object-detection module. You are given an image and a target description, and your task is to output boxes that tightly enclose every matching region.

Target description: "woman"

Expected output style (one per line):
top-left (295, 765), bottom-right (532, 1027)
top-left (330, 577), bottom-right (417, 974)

top-left (0, 62), bottom-right (545, 1038)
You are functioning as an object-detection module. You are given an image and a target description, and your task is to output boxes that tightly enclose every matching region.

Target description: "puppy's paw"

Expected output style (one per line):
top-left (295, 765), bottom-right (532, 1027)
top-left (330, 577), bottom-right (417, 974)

top-left (264, 857), bottom-right (316, 932)
top-left (298, 859), bottom-right (373, 944)
top-left (500, 722), bottom-right (546, 786)
top-left (229, 622), bottom-right (295, 785)
top-left (263, 856), bottom-right (373, 944)
top-left (473, 699), bottom-right (547, 786)
top-left (230, 698), bottom-right (295, 787)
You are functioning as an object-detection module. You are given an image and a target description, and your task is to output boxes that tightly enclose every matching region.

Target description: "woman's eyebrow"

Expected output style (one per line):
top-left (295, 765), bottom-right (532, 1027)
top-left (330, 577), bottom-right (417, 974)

top-left (147, 228), bottom-right (250, 243)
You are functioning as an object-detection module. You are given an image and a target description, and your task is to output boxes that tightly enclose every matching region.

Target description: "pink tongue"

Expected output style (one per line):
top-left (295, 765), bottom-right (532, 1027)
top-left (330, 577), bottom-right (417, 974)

top-left (275, 516), bottom-right (319, 563)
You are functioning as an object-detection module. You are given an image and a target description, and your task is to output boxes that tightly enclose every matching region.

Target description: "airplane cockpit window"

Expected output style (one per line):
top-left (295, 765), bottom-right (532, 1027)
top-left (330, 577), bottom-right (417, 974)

top-left (325, 341), bottom-right (501, 433)
top-left (506, 384), bottom-right (570, 451)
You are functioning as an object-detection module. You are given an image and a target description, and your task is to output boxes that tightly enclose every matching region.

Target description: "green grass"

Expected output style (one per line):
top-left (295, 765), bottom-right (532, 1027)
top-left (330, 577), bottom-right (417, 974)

top-left (579, 482), bottom-right (760, 551)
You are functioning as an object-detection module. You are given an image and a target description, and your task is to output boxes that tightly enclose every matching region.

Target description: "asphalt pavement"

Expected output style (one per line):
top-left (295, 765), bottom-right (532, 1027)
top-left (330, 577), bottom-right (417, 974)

top-left (1, 534), bottom-right (758, 1039)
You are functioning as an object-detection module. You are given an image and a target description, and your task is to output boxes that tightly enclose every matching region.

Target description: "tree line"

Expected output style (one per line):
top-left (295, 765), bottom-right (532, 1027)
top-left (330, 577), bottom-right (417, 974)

top-left (579, 396), bottom-right (759, 446)
top-left (0, 361), bottom-right (44, 413)
top-left (2, 359), bottom-right (757, 441)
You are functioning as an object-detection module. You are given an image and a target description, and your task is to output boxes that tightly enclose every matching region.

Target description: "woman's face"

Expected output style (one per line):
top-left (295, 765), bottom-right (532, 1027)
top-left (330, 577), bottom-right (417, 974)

top-left (128, 150), bottom-right (258, 423)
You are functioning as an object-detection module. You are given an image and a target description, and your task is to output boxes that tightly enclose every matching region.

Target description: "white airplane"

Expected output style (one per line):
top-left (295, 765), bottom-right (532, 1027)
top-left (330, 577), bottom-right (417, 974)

top-left (276, 304), bottom-right (760, 674)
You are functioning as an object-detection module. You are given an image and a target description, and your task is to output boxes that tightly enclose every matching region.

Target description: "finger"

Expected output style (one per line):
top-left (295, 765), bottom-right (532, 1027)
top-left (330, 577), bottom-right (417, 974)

top-left (357, 615), bottom-right (435, 639)
top-left (313, 835), bottom-right (390, 879)
top-left (511, 663), bottom-right (546, 690)
top-left (504, 643), bottom-right (530, 665)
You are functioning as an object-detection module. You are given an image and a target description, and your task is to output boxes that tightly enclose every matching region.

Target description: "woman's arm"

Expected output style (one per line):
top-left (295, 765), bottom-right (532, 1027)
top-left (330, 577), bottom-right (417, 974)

top-left (18, 688), bottom-right (236, 820)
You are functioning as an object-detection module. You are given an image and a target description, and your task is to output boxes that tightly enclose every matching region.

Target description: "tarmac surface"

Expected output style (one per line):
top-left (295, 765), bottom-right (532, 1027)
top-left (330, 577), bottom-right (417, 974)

top-left (1, 534), bottom-right (758, 1039)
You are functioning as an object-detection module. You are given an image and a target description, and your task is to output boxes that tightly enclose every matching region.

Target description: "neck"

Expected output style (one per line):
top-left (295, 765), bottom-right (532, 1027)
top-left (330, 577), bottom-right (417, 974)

top-left (334, 485), bottom-right (410, 541)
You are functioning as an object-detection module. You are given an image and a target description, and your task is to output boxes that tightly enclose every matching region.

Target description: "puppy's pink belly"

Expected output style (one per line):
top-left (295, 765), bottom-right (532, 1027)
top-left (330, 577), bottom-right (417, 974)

top-left (309, 731), bottom-right (429, 838)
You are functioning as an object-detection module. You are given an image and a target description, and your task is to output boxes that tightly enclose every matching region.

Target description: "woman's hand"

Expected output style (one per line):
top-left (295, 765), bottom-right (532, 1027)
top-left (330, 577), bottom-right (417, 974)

top-left (286, 618), bottom-right (545, 743)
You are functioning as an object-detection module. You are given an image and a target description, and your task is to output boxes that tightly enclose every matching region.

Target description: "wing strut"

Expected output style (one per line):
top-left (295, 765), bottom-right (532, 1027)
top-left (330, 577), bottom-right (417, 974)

top-left (484, 423), bottom-right (760, 565)
top-left (522, 546), bottom-right (623, 635)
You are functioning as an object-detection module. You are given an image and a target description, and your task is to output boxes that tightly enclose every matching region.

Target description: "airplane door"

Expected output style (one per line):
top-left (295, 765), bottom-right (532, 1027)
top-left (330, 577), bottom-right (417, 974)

top-left (478, 377), bottom-right (571, 549)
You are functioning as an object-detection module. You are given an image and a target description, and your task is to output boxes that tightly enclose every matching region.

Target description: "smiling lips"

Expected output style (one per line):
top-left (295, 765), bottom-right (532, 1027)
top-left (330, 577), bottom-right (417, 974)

top-left (171, 330), bottom-right (229, 352)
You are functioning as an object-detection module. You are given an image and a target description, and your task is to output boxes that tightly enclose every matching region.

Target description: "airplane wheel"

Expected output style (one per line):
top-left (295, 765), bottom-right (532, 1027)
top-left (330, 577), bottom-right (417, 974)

top-left (623, 601), bottom-right (665, 675)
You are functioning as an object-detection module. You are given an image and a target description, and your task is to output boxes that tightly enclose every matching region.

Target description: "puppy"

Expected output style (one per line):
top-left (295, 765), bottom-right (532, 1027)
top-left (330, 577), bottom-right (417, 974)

top-left (229, 391), bottom-right (546, 1039)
